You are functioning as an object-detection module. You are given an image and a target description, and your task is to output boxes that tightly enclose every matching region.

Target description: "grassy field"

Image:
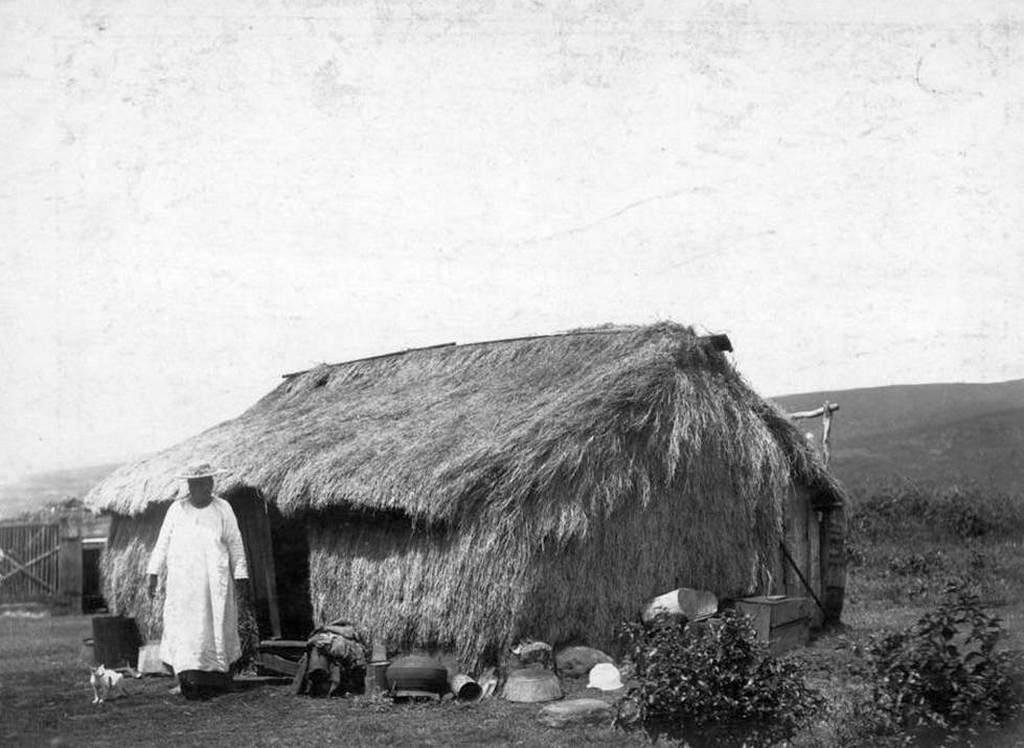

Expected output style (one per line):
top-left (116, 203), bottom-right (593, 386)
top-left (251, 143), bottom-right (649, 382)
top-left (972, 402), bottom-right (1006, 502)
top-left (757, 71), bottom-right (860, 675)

top-left (799, 536), bottom-right (1024, 748)
top-left (4, 483), bottom-right (1024, 747)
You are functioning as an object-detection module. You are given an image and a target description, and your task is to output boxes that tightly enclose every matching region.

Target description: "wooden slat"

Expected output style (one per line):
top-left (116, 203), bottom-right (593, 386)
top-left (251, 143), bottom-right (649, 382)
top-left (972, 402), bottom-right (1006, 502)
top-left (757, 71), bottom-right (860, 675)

top-left (27, 526), bottom-right (47, 558)
top-left (808, 511), bottom-right (822, 627)
top-left (785, 490), bottom-right (809, 597)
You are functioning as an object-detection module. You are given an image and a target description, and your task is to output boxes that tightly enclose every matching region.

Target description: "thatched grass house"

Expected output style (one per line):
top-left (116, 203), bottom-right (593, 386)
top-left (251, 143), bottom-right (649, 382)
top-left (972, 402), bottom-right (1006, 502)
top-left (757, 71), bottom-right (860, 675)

top-left (86, 323), bottom-right (846, 665)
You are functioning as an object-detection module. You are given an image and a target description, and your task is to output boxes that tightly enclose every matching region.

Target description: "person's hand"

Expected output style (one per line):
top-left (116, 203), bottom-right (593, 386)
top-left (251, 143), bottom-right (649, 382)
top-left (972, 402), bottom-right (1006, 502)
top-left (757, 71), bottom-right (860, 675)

top-left (147, 574), bottom-right (158, 600)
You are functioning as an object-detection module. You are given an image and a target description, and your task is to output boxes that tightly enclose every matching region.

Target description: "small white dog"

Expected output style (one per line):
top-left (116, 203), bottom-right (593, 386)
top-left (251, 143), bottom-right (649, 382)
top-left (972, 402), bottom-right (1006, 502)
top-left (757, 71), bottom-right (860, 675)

top-left (89, 664), bottom-right (127, 704)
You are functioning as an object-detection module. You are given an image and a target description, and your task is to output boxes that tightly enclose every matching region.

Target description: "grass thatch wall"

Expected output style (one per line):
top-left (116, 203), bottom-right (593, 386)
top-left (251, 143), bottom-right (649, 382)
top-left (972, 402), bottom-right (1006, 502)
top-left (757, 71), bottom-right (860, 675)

top-left (309, 473), bottom-right (781, 667)
top-left (100, 507), bottom-right (166, 640)
top-left (522, 478), bottom-right (780, 650)
top-left (308, 512), bottom-right (532, 666)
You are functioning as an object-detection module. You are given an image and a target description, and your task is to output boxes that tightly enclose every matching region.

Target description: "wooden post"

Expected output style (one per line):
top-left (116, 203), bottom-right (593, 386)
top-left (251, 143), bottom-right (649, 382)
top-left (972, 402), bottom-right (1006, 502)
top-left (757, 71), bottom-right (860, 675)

top-left (808, 505), bottom-right (822, 626)
top-left (261, 499), bottom-right (282, 639)
top-left (789, 401), bottom-right (839, 467)
top-left (821, 401), bottom-right (835, 467)
top-left (786, 401), bottom-right (844, 624)
top-left (819, 505), bottom-right (847, 624)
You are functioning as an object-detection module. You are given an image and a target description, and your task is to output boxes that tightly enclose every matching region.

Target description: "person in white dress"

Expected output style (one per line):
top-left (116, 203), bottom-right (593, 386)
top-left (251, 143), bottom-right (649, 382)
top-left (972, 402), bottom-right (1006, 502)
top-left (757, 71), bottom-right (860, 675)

top-left (146, 462), bottom-right (249, 698)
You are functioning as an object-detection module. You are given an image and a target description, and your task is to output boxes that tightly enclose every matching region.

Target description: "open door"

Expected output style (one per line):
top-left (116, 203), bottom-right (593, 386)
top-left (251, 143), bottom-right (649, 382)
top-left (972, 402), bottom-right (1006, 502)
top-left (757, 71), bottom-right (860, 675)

top-left (226, 488), bottom-right (313, 640)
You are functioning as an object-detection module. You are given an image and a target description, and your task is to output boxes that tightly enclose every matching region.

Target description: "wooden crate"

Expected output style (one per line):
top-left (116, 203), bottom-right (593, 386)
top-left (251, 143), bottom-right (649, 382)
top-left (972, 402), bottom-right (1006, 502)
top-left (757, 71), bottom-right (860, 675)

top-left (735, 596), bottom-right (811, 655)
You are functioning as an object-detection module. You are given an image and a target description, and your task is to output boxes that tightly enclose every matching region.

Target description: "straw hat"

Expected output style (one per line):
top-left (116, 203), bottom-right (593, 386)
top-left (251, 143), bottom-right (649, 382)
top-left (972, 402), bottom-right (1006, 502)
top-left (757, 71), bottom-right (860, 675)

top-left (175, 462), bottom-right (230, 480)
top-left (587, 663), bottom-right (623, 691)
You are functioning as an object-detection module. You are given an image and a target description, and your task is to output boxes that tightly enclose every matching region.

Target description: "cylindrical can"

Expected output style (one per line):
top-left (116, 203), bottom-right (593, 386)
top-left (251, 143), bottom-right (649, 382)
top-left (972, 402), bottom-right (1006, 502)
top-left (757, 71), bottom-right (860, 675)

top-left (450, 673), bottom-right (483, 701)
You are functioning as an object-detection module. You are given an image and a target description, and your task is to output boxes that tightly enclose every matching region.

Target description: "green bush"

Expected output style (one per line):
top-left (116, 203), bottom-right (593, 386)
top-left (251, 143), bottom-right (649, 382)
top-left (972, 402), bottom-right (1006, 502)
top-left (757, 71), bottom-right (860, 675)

top-left (886, 549), bottom-right (946, 577)
top-left (615, 611), bottom-right (823, 746)
top-left (868, 593), bottom-right (1021, 732)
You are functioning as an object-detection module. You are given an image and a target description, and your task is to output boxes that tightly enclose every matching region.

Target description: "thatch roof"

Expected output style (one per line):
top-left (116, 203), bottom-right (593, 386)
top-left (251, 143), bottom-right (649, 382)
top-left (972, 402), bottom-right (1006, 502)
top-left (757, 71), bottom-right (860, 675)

top-left (86, 322), bottom-right (844, 532)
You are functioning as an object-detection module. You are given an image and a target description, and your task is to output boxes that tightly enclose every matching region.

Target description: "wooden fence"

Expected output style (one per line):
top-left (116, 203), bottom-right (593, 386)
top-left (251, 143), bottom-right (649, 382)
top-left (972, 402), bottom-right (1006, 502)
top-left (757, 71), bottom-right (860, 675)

top-left (0, 523), bottom-right (61, 603)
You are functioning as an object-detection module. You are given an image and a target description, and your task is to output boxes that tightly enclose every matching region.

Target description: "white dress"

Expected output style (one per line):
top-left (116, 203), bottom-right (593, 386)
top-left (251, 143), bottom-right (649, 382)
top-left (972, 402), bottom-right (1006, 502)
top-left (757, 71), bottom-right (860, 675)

top-left (146, 497), bottom-right (249, 673)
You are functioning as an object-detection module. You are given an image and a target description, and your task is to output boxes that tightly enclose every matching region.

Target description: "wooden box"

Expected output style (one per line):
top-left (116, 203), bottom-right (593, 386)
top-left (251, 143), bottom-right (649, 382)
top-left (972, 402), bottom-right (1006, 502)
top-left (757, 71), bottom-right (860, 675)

top-left (735, 596), bottom-right (810, 655)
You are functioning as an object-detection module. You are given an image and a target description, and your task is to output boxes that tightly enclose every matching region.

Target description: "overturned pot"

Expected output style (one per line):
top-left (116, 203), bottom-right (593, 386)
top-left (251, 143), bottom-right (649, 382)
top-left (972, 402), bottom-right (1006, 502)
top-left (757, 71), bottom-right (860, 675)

top-left (385, 655), bottom-right (448, 698)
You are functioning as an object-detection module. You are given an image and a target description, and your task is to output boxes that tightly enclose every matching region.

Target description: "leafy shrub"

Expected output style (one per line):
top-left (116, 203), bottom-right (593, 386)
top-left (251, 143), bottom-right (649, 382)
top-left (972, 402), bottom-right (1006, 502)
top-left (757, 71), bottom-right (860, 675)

top-left (868, 593), bottom-right (1021, 731)
top-left (615, 611), bottom-right (823, 746)
top-left (886, 549), bottom-right (946, 577)
top-left (845, 535), bottom-right (867, 568)
top-left (941, 486), bottom-right (994, 539)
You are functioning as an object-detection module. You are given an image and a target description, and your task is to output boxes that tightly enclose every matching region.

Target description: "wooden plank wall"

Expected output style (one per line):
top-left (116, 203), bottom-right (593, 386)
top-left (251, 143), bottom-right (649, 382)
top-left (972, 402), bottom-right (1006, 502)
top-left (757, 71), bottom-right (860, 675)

top-left (807, 507), bottom-right (823, 626)
top-left (783, 488), bottom-right (809, 597)
top-left (777, 488), bottom-right (826, 626)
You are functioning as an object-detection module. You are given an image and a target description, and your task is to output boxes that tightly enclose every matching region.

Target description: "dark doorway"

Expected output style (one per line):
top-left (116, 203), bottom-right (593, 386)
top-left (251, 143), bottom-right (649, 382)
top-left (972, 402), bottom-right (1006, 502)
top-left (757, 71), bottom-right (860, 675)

top-left (267, 503), bottom-right (313, 639)
top-left (82, 544), bottom-right (107, 613)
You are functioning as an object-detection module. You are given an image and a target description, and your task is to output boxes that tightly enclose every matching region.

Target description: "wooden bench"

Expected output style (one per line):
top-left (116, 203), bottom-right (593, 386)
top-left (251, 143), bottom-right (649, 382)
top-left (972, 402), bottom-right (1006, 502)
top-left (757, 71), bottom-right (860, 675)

top-left (257, 639), bottom-right (307, 677)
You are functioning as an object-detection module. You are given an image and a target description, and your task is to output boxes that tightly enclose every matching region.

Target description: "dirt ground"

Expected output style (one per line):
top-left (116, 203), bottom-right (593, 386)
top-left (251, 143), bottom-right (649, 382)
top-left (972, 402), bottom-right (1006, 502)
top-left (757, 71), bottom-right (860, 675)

top-left (0, 614), bottom-right (645, 748)
top-left (3, 578), bottom-right (1024, 747)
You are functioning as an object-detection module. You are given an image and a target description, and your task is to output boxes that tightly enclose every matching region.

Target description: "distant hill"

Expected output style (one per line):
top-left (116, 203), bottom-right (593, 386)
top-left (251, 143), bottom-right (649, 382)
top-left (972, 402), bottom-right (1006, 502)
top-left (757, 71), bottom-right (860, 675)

top-left (772, 379), bottom-right (1024, 494)
top-left (0, 463), bottom-right (121, 520)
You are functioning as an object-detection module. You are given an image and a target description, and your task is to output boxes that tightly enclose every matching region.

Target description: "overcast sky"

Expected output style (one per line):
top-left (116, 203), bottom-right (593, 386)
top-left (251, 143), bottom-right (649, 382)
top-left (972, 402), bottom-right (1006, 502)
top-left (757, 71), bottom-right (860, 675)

top-left (1, 0), bottom-right (1022, 480)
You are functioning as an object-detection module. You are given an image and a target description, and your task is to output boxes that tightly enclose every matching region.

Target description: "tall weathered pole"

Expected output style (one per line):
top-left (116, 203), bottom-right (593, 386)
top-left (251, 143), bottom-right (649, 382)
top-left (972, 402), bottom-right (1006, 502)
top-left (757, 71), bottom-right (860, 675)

top-left (789, 401), bottom-right (839, 466)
